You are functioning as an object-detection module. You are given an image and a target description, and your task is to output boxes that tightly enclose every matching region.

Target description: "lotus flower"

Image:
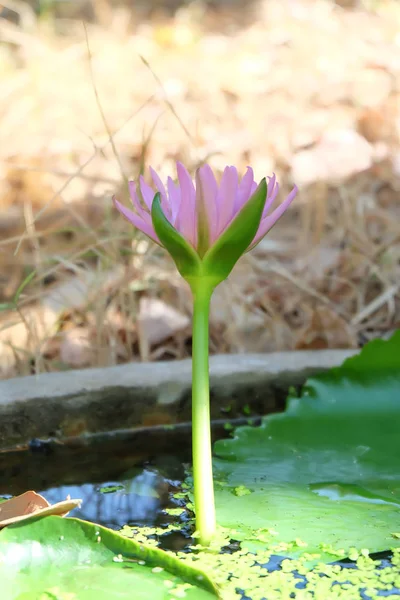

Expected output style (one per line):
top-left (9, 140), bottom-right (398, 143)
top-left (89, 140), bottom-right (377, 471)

top-left (113, 163), bottom-right (297, 259)
top-left (113, 162), bottom-right (297, 546)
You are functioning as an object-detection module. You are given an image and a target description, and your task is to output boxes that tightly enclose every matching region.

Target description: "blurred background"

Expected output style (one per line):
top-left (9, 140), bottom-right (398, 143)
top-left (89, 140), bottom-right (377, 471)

top-left (0, 0), bottom-right (399, 380)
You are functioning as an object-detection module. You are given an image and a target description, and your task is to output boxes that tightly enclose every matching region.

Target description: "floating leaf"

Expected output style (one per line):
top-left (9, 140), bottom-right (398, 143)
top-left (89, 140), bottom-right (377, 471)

top-left (212, 331), bottom-right (400, 561)
top-left (0, 516), bottom-right (218, 599)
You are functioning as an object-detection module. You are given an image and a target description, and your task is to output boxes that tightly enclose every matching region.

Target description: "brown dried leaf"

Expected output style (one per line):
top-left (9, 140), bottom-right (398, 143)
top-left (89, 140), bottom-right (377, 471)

top-left (295, 307), bottom-right (357, 350)
top-left (350, 68), bottom-right (392, 109)
top-left (137, 296), bottom-right (190, 356)
top-left (0, 491), bottom-right (81, 529)
top-left (292, 130), bottom-right (373, 185)
top-left (59, 327), bottom-right (93, 368)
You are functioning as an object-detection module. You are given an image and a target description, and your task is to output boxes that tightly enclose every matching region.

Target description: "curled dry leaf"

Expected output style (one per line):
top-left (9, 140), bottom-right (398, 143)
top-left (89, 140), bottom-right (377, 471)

top-left (0, 491), bottom-right (81, 529)
top-left (291, 129), bottom-right (373, 186)
top-left (59, 327), bottom-right (94, 368)
top-left (295, 306), bottom-right (357, 350)
top-left (137, 296), bottom-right (190, 355)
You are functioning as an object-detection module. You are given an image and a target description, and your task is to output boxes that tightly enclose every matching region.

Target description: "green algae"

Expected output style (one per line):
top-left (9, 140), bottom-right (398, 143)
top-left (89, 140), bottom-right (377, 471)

top-left (165, 508), bottom-right (186, 517)
top-left (121, 521), bottom-right (400, 600)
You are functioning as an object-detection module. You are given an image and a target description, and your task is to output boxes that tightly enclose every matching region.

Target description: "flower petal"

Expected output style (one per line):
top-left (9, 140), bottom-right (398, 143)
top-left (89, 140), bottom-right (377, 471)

top-left (262, 174), bottom-right (279, 218)
top-left (113, 197), bottom-right (159, 243)
top-left (149, 167), bottom-right (167, 197)
top-left (194, 164), bottom-right (218, 256)
top-left (176, 162), bottom-right (197, 247)
top-left (128, 181), bottom-right (152, 225)
top-left (139, 176), bottom-right (156, 211)
top-left (196, 164), bottom-right (218, 246)
top-left (149, 167), bottom-right (170, 218)
top-left (167, 176), bottom-right (181, 225)
top-left (216, 166), bottom-right (239, 234)
top-left (235, 167), bottom-right (255, 213)
top-left (249, 185), bottom-right (298, 249)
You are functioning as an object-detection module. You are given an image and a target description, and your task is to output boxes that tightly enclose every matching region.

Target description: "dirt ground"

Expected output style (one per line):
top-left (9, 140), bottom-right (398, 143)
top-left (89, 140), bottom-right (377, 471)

top-left (0, 0), bottom-right (399, 379)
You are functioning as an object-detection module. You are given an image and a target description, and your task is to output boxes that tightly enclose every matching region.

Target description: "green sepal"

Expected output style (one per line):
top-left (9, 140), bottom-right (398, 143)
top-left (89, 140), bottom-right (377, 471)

top-left (202, 178), bottom-right (267, 283)
top-left (151, 193), bottom-right (202, 279)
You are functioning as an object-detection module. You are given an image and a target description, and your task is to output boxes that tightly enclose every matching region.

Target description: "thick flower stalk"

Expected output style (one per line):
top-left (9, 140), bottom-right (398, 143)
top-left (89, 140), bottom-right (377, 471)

top-left (114, 163), bottom-right (297, 545)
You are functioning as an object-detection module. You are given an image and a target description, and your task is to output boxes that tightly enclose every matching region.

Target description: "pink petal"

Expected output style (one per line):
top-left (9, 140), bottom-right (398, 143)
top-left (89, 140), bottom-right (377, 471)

top-left (139, 176), bottom-right (156, 210)
top-left (262, 174), bottom-right (279, 218)
top-left (167, 176), bottom-right (181, 225)
top-left (250, 185), bottom-right (298, 249)
top-left (235, 167), bottom-right (255, 213)
top-left (113, 197), bottom-right (160, 243)
top-left (196, 164), bottom-right (218, 244)
top-left (149, 167), bottom-right (167, 197)
top-left (176, 162), bottom-right (197, 247)
top-left (128, 181), bottom-right (152, 225)
top-left (216, 166), bottom-right (239, 234)
top-left (149, 166), bottom-right (170, 218)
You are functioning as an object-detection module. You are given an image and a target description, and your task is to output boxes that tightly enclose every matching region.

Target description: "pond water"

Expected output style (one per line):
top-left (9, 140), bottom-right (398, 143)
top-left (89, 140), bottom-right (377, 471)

top-left (0, 419), bottom-right (256, 531)
top-left (0, 418), bottom-right (398, 599)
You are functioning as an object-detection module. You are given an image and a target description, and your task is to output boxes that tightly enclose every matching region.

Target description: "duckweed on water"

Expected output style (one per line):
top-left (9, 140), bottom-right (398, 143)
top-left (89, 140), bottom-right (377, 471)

top-left (233, 486), bottom-right (252, 497)
top-left (121, 523), bottom-right (400, 599)
top-left (165, 507), bottom-right (186, 517)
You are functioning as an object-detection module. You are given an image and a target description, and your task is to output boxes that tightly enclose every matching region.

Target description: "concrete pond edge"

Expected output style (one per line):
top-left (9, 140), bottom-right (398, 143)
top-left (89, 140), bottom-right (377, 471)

top-left (0, 349), bottom-right (357, 448)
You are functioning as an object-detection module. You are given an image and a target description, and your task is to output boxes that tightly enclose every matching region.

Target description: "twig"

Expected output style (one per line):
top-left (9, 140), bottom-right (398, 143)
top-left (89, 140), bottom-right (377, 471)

top-left (13, 94), bottom-right (154, 256)
top-left (83, 22), bottom-right (127, 184)
top-left (4, 163), bottom-right (119, 185)
top-left (139, 54), bottom-right (194, 143)
top-left (351, 284), bottom-right (400, 325)
top-left (248, 255), bottom-right (351, 320)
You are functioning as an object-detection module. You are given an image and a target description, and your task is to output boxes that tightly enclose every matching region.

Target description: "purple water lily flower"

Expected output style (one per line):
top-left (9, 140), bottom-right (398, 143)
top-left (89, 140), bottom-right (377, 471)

top-left (113, 163), bottom-right (297, 256)
top-left (113, 161), bottom-right (298, 546)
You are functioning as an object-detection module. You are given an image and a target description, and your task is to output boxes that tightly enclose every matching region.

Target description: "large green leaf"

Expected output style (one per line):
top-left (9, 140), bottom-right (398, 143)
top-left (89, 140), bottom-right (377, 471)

top-left (0, 516), bottom-right (218, 600)
top-left (212, 331), bottom-right (400, 560)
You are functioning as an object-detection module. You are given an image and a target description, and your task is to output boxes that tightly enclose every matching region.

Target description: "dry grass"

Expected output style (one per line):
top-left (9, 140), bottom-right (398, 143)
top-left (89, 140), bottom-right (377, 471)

top-left (0, 0), bottom-right (399, 379)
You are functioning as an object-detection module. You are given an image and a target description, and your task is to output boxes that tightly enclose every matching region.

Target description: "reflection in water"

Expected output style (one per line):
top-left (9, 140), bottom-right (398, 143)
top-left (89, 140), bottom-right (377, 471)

top-left (0, 428), bottom-right (195, 530)
top-left (309, 482), bottom-right (400, 508)
top-left (42, 470), bottom-right (172, 530)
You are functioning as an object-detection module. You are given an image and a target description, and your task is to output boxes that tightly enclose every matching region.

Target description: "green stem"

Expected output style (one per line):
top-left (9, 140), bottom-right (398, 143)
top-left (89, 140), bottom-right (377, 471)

top-left (190, 280), bottom-right (216, 546)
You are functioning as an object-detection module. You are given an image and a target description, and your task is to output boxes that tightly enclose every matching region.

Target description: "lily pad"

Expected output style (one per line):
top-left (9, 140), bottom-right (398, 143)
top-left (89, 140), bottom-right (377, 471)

top-left (0, 515), bottom-right (218, 599)
top-left (213, 331), bottom-right (400, 560)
